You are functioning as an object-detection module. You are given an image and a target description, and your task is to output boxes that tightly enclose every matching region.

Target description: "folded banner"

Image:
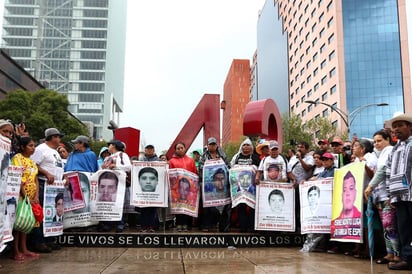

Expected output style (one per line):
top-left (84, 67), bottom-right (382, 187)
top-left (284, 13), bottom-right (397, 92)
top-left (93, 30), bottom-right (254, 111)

top-left (90, 169), bottom-right (126, 221)
top-left (43, 180), bottom-right (65, 237)
top-left (168, 168), bottom-right (199, 217)
top-left (130, 161), bottom-right (168, 208)
top-left (3, 166), bottom-right (23, 243)
top-left (202, 159), bottom-right (230, 207)
top-left (300, 178), bottom-right (333, 234)
top-left (255, 182), bottom-right (295, 232)
top-left (63, 172), bottom-right (86, 212)
top-left (0, 135), bottom-right (11, 251)
top-left (330, 162), bottom-right (365, 243)
top-left (229, 165), bottom-right (256, 209)
top-left (63, 172), bottom-right (98, 229)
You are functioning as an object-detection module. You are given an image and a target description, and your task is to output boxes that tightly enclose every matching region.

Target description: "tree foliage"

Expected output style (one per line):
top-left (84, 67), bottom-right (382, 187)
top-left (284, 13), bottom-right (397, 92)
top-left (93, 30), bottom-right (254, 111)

top-left (0, 89), bottom-right (88, 142)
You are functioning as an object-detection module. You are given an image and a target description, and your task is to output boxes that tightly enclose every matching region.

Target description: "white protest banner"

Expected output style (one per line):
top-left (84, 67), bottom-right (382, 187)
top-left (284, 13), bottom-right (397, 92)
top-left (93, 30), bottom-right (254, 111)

top-left (63, 172), bottom-right (85, 212)
top-left (300, 178), bottom-right (333, 234)
top-left (63, 172), bottom-right (98, 229)
top-left (229, 165), bottom-right (256, 209)
top-left (202, 159), bottom-right (230, 207)
top-left (43, 180), bottom-right (65, 237)
top-left (255, 182), bottom-right (295, 232)
top-left (168, 168), bottom-right (199, 217)
top-left (130, 161), bottom-right (168, 208)
top-left (90, 169), bottom-right (126, 221)
top-left (0, 135), bottom-right (11, 251)
top-left (3, 166), bottom-right (23, 243)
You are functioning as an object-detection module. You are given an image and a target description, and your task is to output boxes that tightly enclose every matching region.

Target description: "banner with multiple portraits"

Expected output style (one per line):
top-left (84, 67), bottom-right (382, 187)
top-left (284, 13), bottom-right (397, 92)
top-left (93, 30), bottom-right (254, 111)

top-left (299, 178), bottom-right (333, 234)
top-left (202, 159), bottom-right (231, 207)
top-left (229, 165), bottom-right (256, 209)
top-left (168, 168), bottom-right (200, 217)
top-left (90, 169), bottom-right (126, 222)
top-left (255, 182), bottom-right (295, 232)
top-left (63, 172), bottom-right (98, 229)
top-left (43, 180), bottom-right (65, 237)
top-left (130, 161), bottom-right (168, 208)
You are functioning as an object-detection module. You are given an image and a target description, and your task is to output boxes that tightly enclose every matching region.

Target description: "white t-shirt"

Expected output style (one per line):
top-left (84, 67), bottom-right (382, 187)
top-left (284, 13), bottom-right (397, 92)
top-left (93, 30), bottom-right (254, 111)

top-left (287, 154), bottom-right (314, 182)
top-left (31, 143), bottom-right (64, 181)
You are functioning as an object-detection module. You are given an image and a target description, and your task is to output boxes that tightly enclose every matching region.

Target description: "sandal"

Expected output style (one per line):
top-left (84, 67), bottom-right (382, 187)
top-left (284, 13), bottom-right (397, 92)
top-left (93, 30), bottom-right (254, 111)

top-left (376, 257), bottom-right (391, 264)
top-left (12, 254), bottom-right (25, 261)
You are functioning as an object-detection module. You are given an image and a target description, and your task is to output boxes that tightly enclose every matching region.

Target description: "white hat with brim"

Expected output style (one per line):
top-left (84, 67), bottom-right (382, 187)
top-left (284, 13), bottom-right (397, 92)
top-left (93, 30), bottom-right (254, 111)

top-left (387, 113), bottom-right (412, 128)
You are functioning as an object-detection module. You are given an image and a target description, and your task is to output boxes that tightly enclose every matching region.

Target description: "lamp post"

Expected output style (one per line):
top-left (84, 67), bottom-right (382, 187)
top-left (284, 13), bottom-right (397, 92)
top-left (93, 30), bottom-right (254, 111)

top-left (304, 100), bottom-right (389, 132)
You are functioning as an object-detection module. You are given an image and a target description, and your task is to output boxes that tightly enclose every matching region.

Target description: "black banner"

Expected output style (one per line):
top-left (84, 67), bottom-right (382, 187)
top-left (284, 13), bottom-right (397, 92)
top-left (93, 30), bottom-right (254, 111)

top-left (58, 233), bottom-right (305, 248)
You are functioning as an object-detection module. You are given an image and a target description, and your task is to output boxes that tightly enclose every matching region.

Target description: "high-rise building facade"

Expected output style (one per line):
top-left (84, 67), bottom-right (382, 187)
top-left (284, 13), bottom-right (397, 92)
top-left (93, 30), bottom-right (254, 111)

top-left (276, 0), bottom-right (411, 139)
top-left (1, 0), bottom-right (127, 140)
top-left (222, 59), bottom-right (251, 145)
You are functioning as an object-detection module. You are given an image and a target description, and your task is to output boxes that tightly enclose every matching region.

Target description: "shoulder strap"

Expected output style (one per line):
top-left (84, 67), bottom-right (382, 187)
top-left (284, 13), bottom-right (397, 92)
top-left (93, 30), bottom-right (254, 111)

top-left (120, 152), bottom-right (125, 165)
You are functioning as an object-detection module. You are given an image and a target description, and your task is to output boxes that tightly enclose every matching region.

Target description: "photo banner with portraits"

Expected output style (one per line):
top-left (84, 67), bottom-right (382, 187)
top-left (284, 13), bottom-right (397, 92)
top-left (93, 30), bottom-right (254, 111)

top-left (43, 180), bottom-right (65, 237)
top-left (0, 135), bottom-right (11, 251)
top-left (130, 161), bottom-right (168, 208)
top-left (168, 168), bottom-right (199, 217)
top-left (254, 182), bottom-right (295, 231)
top-left (202, 159), bottom-right (230, 207)
top-left (3, 166), bottom-right (23, 243)
top-left (330, 162), bottom-right (365, 243)
top-left (63, 172), bottom-right (85, 212)
top-left (299, 178), bottom-right (333, 234)
top-left (63, 172), bottom-right (98, 229)
top-left (90, 169), bottom-right (126, 221)
top-left (229, 165), bottom-right (256, 209)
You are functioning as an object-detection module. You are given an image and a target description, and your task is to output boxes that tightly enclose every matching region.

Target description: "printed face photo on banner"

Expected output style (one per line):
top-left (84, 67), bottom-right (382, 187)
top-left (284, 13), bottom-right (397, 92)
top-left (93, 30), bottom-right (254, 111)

top-left (53, 193), bottom-right (64, 222)
top-left (266, 163), bottom-right (282, 181)
top-left (138, 167), bottom-right (158, 192)
top-left (307, 185), bottom-right (320, 215)
top-left (169, 175), bottom-right (198, 207)
top-left (237, 170), bottom-right (255, 194)
top-left (204, 166), bottom-right (229, 196)
top-left (98, 171), bottom-right (118, 202)
top-left (73, 172), bottom-right (90, 213)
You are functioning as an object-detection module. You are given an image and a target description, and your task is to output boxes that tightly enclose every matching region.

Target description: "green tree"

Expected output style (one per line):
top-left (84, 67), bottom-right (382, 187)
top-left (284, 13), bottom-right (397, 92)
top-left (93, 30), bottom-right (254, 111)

top-left (305, 116), bottom-right (337, 145)
top-left (0, 89), bottom-right (88, 142)
top-left (282, 113), bottom-right (312, 152)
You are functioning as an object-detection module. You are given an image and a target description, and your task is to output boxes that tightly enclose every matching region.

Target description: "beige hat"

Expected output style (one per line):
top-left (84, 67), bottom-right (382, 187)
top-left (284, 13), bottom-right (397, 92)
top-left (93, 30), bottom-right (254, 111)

top-left (387, 113), bottom-right (412, 128)
top-left (256, 141), bottom-right (270, 155)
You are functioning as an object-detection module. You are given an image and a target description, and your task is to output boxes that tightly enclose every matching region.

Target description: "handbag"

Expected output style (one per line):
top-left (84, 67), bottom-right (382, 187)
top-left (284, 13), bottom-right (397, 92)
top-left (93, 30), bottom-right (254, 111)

top-left (14, 196), bottom-right (36, 233)
top-left (31, 203), bottom-right (44, 223)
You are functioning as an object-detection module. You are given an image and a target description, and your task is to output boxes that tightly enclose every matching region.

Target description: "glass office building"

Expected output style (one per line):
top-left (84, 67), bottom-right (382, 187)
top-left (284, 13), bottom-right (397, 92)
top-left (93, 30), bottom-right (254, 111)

top-left (275, 0), bottom-right (411, 139)
top-left (1, 0), bottom-right (127, 140)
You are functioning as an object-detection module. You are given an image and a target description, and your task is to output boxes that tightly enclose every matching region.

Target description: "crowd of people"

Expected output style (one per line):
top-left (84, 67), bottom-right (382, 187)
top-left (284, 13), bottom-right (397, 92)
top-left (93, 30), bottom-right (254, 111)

top-left (0, 111), bottom-right (411, 271)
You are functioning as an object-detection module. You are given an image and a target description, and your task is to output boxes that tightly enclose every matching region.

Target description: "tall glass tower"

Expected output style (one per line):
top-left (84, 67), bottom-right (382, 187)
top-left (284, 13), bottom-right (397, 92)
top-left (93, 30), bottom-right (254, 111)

top-left (1, 0), bottom-right (127, 140)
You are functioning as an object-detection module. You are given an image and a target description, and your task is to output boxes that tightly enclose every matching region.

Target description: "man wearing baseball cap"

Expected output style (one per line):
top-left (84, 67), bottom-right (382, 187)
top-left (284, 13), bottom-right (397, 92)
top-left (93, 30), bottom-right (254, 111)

top-left (330, 136), bottom-right (351, 167)
top-left (317, 139), bottom-right (330, 154)
top-left (255, 141), bottom-right (288, 183)
top-left (365, 113), bottom-right (412, 270)
top-left (64, 135), bottom-right (98, 173)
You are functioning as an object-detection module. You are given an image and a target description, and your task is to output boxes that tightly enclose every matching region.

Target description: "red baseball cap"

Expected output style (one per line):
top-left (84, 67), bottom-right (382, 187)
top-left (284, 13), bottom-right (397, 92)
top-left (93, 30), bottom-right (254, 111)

top-left (318, 139), bottom-right (329, 145)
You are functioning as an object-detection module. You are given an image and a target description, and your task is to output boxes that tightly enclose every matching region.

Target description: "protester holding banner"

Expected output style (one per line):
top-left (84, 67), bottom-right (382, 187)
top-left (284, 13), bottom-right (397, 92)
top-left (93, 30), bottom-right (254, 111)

top-left (11, 136), bottom-right (40, 260)
top-left (363, 129), bottom-right (400, 265)
top-left (168, 141), bottom-right (198, 232)
top-left (64, 135), bottom-right (98, 173)
top-left (350, 139), bottom-right (377, 259)
top-left (198, 137), bottom-right (230, 232)
top-left (365, 113), bottom-right (412, 270)
top-left (255, 141), bottom-right (288, 183)
top-left (139, 144), bottom-right (160, 232)
top-left (31, 128), bottom-right (64, 253)
top-left (230, 138), bottom-right (260, 232)
top-left (99, 140), bottom-right (131, 233)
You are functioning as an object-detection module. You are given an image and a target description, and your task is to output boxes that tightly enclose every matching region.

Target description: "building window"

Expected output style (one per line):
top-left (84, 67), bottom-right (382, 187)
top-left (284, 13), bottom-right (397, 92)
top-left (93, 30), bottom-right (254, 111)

top-left (306, 46), bottom-right (311, 54)
top-left (319, 27), bottom-right (325, 38)
top-left (332, 120), bottom-right (338, 128)
top-left (327, 17), bottom-right (334, 28)
top-left (327, 1), bottom-right (333, 11)
top-left (314, 68), bottom-right (319, 77)
top-left (295, 87), bottom-right (300, 94)
top-left (301, 81), bottom-right (305, 89)
top-left (307, 89), bottom-right (312, 97)
top-left (318, 0), bottom-right (324, 7)
top-left (306, 60), bottom-right (312, 68)
top-left (305, 32), bottom-right (310, 41)
top-left (308, 104), bottom-right (313, 112)
top-left (330, 84), bottom-right (337, 94)
top-left (329, 67), bottom-right (336, 77)
top-left (328, 33), bottom-right (335, 44)
top-left (313, 52), bottom-right (318, 62)
top-left (312, 22), bottom-right (317, 32)
top-left (322, 92), bottom-right (328, 101)
top-left (321, 75), bottom-right (328, 85)
top-left (311, 8), bottom-right (316, 18)
top-left (320, 43), bottom-right (326, 53)
top-left (300, 68), bottom-right (305, 76)
top-left (312, 37), bottom-right (318, 47)
top-left (314, 83), bottom-right (320, 91)
top-left (307, 75), bottom-right (312, 83)
top-left (321, 59), bottom-right (327, 69)
top-left (315, 114), bottom-right (321, 120)
top-left (329, 50), bottom-right (335, 61)
top-left (322, 108), bottom-right (329, 117)
top-left (300, 54), bottom-right (304, 62)
top-left (319, 12), bottom-right (324, 22)
top-left (302, 109), bottom-right (306, 117)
